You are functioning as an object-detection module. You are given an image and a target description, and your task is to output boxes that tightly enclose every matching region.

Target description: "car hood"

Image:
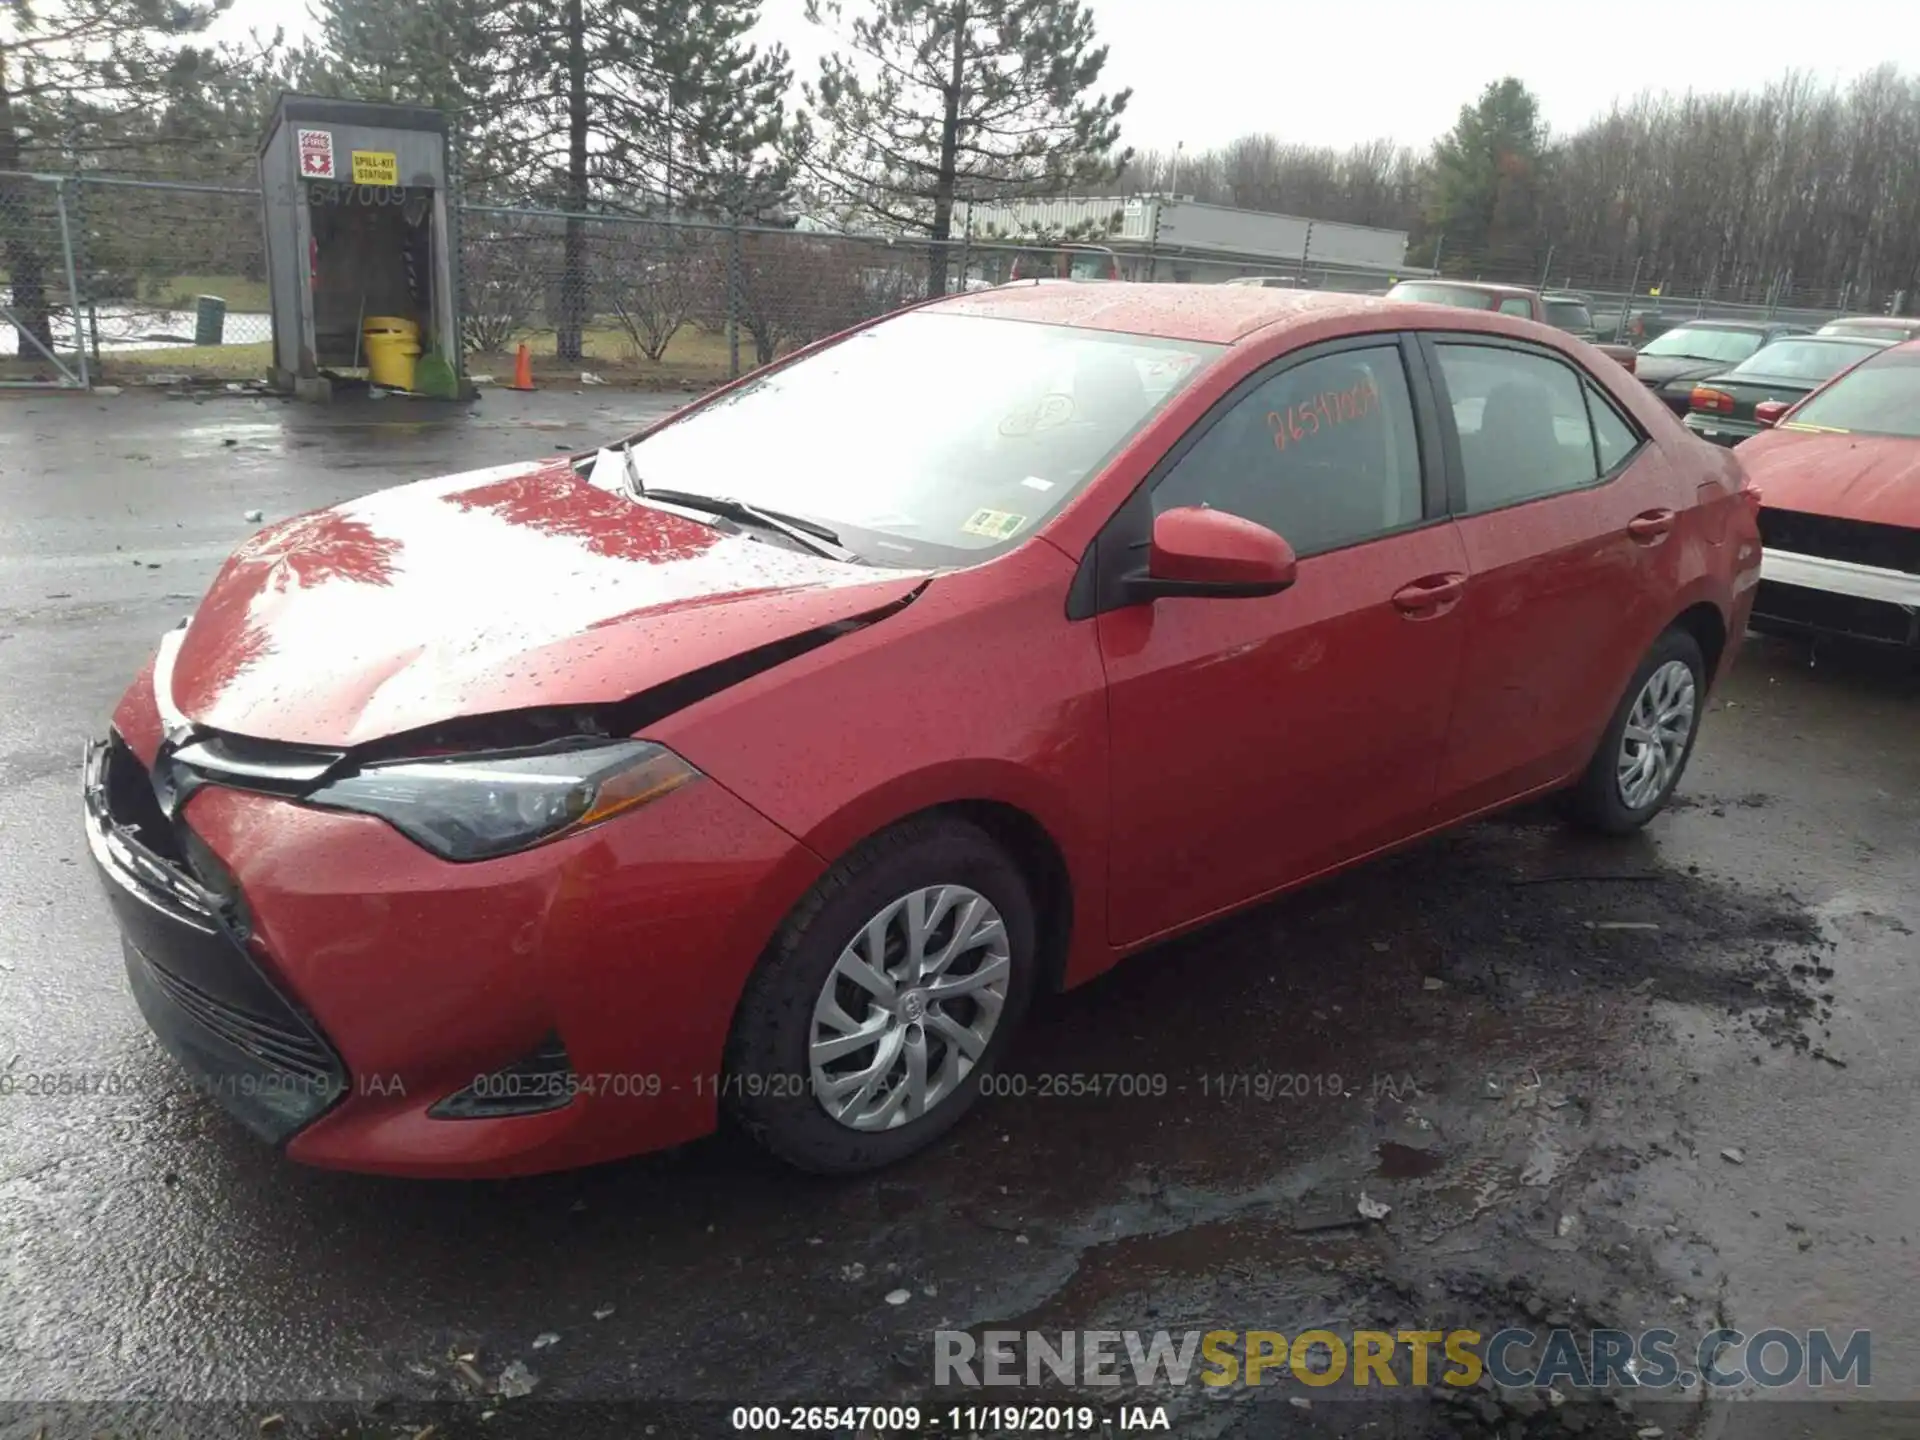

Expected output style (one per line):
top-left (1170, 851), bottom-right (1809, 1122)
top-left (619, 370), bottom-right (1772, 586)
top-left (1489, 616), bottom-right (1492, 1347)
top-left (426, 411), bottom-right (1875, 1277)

top-left (1636, 355), bottom-right (1729, 387)
top-left (168, 459), bottom-right (930, 747)
top-left (1738, 430), bottom-right (1920, 528)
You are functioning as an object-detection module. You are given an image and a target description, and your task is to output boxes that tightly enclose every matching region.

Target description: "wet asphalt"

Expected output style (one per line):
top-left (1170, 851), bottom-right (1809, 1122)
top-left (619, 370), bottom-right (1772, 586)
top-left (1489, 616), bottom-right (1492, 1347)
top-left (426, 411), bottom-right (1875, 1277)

top-left (0, 389), bottom-right (1915, 1439)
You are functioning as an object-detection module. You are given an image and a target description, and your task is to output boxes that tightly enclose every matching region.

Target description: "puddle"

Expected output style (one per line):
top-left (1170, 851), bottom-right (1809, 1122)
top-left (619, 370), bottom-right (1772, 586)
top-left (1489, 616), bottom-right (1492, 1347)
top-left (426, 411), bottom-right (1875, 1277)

top-left (1375, 1140), bottom-right (1445, 1179)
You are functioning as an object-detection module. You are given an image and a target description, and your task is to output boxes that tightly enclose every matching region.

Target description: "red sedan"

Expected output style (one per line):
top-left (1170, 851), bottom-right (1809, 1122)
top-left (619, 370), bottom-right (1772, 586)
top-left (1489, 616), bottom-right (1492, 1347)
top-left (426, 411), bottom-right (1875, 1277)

top-left (86, 285), bottom-right (1762, 1177)
top-left (1736, 338), bottom-right (1920, 649)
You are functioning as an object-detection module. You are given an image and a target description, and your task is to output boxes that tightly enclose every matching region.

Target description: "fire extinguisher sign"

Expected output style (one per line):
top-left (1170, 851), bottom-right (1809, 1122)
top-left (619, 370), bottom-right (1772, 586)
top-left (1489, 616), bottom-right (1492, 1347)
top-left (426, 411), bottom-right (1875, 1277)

top-left (297, 129), bottom-right (336, 179)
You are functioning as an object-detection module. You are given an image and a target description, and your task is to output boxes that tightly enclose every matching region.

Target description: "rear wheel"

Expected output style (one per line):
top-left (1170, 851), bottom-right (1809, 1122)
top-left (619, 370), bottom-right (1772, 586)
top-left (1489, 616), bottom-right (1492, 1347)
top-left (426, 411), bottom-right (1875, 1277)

top-left (725, 816), bottom-right (1038, 1173)
top-left (1564, 628), bottom-right (1706, 834)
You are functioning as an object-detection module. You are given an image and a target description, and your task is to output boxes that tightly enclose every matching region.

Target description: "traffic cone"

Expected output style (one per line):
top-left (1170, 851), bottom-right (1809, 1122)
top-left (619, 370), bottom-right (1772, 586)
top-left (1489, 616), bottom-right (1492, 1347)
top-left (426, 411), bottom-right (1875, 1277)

top-left (510, 342), bottom-right (536, 391)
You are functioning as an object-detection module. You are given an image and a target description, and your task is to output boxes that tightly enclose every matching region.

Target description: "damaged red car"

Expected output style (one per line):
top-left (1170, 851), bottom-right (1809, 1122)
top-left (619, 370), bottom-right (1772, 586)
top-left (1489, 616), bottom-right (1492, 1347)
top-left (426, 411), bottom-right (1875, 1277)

top-left (87, 285), bottom-right (1762, 1178)
top-left (1739, 337), bottom-right (1920, 649)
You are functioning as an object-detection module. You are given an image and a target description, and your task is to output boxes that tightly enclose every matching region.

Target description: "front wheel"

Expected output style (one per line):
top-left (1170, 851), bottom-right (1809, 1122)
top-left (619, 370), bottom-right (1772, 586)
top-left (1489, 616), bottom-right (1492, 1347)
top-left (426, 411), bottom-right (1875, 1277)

top-left (1564, 628), bottom-right (1706, 835)
top-left (725, 816), bottom-right (1038, 1174)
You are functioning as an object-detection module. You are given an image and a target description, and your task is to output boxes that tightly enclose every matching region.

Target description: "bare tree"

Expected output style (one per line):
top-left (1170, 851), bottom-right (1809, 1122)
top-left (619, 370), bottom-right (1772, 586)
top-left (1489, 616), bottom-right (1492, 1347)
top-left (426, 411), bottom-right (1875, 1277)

top-left (600, 223), bottom-right (712, 362)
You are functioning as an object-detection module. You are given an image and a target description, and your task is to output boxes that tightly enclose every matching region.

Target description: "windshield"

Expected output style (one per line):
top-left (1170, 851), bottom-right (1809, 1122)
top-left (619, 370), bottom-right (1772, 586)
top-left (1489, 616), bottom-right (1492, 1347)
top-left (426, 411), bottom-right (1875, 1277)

top-left (1387, 282), bottom-right (1496, 310)
top-left (1730, 339), bottom-right (1882, 382)
top-left (1788, 350), bottom-right (1920, 437)
top-left (1640, 326), bottom-right (1763, 364)
top-left (1544, 300), bottom-right (1594, 332)
top-left (627, 311), bottom-right (1221, 566)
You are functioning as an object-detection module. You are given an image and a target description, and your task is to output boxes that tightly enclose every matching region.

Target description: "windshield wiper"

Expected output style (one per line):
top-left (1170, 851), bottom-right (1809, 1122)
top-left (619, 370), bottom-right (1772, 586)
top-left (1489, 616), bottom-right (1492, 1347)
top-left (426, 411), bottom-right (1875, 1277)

top-left (611, 444), bottom-right (862, 563)
top-left (642, 489), bottom-right (861, 567)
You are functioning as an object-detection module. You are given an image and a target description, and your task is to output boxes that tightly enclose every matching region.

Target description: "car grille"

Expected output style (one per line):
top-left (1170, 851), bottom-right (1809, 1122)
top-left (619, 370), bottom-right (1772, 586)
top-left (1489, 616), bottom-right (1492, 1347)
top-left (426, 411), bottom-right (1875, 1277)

top-left (87, 730), bottom-right (350, 1139)
top-left (1759, 508), bottom-right (1920, 576)
top-left (1753, 581), bottom-right (1920, 647)
top-left (133, 947), bottom-right (340, 1084)
top-left (102, 730), bottom-right (188, 863)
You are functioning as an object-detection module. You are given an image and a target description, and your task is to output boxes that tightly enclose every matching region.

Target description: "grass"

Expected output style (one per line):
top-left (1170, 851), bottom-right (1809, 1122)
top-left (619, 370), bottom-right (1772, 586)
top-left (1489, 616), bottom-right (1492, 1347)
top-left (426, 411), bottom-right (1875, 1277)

top-left (12, 279), bottom-right (744, 387)
top-left (103, 340), bottom-right (273, 380)
top-left (145, 273), bottom-right (272, 313)
top-left (94, 322), bottom-right (741, 389)
top-left (468, 322), bottom-right (742, 388)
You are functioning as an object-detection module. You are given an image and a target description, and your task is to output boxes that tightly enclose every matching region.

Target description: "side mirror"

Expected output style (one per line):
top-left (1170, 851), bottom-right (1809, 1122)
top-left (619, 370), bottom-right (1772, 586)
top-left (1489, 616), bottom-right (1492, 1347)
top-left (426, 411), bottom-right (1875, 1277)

top-left (1754, 400), bottom-right (1790, 429)
top-left (1129, 505), bottom-right (1298, 602)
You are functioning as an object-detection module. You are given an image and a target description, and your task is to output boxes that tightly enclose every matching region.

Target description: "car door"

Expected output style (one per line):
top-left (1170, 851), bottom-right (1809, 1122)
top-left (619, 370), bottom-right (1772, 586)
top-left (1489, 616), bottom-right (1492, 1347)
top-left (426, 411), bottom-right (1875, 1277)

top-left (1419, 334), bottom-right (1674, 820)
top-left (1093, 335), bottom-right (1472, 947)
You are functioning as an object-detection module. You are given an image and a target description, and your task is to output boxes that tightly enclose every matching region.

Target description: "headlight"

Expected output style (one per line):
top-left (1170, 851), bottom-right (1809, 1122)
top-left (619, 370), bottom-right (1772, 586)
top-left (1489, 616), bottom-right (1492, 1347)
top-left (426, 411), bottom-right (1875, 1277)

top-left (305, 740), bottom-right (700, 861)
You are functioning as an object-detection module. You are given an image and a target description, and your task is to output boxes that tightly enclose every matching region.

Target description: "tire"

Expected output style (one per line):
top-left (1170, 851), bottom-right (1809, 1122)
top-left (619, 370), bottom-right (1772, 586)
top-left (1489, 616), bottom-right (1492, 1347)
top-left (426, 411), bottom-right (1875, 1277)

top-left (1563, 627), bottom-right (1707, 835)
top-left (724, 814), bottom-right (1039, 1174)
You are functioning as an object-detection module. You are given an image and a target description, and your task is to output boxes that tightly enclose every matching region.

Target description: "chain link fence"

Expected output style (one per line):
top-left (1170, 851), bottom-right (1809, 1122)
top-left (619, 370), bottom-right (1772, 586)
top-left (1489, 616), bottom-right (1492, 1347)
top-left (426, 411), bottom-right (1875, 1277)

top-left (3, 168), bottom-right (1899, 391)
top-left (0, 173), bottom-right (88, 387)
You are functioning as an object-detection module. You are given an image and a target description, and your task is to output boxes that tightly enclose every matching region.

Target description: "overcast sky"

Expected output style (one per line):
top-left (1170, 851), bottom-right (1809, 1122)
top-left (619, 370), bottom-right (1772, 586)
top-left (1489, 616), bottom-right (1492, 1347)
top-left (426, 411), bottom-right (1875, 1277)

top-left (231, 0), bottom-right (1914, 154)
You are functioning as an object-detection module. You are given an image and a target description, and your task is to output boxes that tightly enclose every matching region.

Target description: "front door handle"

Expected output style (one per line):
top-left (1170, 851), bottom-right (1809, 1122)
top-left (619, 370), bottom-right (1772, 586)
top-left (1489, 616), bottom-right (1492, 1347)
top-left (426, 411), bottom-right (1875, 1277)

top-left (1628, 509), bottom-right (1676, 543)
top-left (1392, 572), bottom-right (1467, 616)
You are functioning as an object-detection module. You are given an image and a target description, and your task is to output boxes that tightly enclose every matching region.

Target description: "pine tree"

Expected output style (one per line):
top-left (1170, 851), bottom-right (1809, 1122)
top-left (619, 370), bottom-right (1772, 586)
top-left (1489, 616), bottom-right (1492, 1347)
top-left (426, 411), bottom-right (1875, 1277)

top-left (1426, 78), bottom-right (1549, 274)
top-left (798, 0), bottom-right (1128, 294)
top-left (0, 0), bottom-right (245, 355)
top-left (487, 0), bottom-right (792, 357)
top-left (303, 0), bottom-right (526, 197)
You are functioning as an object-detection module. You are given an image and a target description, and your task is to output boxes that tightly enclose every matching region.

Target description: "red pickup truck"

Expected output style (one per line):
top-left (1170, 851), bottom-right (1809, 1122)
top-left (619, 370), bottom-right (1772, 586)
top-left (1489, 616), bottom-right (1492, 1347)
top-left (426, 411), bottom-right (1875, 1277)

top-left (1385, 281), bottom-right (1638, 373)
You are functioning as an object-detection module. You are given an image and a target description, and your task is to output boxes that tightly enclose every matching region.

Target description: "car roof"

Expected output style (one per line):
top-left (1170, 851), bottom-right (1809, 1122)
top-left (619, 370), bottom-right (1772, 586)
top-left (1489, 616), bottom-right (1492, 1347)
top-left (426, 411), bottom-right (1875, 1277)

top-left (1853, 336), bottom-right (1920, 361)
top-left (1658, 318), bottom-right (1770, 332)
top-left (1759, 333), bottom-right (1892, 347)
top-left (1391, 279), bottom-right (1530, 297)
top-left (1822, 314), bottom-right (1920, 326)
top-left (931, 281), bottom-right (1406, 344)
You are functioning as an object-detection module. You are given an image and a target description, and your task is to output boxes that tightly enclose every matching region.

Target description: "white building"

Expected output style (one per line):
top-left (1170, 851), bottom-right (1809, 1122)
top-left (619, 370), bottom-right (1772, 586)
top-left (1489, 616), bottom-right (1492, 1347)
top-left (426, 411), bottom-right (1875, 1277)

top-left (954, 195), bottom-right (1418, 284)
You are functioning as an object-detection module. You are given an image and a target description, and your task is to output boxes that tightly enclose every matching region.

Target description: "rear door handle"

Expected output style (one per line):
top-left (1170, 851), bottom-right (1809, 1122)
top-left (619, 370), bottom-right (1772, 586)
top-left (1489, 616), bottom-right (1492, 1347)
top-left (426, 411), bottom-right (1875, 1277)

top-left (1391, 572), bottom-right (1467, 616)
top-left (1628, 509), bottom-right (1675, 543)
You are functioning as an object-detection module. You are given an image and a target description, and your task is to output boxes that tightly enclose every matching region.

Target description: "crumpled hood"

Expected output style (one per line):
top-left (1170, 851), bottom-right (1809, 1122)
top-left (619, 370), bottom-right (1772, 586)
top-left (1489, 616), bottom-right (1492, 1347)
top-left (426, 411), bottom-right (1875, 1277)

top-left (168, 460), bottom-right (929, 747)
top-left (1738, 430), bottom-right (1920, 529)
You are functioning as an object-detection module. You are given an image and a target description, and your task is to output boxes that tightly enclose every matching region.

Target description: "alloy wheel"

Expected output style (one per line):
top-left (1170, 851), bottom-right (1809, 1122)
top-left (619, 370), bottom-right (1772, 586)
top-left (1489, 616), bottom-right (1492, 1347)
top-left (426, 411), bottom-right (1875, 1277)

top-left (808, 885), bottom-right (1011, 1132)
top-left (1616, 658), bottom-right (1697, 810)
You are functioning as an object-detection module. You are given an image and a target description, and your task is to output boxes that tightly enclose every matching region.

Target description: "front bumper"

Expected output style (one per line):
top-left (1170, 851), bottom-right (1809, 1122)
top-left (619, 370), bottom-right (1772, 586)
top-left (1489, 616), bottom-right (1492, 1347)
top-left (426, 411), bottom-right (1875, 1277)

top-left (89, 693), bottom-right (826, 1177)
top-left (1754, 549), bottom-right (1920, 647)
top-left (83, 735), bottom-right (347, 1143)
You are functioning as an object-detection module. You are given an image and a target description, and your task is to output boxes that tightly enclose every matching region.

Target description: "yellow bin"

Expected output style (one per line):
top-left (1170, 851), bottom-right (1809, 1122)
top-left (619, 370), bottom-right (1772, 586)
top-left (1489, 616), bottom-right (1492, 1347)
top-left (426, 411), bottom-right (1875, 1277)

top-left (363, 316), bottom-right (421, 390)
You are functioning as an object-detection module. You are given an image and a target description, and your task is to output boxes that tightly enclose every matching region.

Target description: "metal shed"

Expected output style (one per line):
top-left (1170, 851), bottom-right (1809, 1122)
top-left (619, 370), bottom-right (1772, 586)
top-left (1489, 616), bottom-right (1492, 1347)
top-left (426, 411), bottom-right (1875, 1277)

top-left (258, 94), bottom-right (469, 400)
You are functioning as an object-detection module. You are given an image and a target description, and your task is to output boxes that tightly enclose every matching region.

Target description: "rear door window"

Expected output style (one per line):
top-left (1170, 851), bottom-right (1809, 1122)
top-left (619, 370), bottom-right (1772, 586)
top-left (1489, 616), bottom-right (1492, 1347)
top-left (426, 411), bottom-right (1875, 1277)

top-left (1433, 342), bottom-right (1605, 512)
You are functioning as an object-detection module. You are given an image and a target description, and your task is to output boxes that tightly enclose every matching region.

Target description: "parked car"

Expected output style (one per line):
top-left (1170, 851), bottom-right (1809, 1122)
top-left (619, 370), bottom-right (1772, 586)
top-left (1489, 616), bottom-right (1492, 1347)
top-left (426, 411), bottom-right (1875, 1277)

top-left (1633, 320), bottom-right (1812, 413)
top-left (86, 285), bottom-right (1759, 1178)
top-left (1006, 243), bottom-right (1121, 282)
top-left (1815, 315), bottom-right (1920, 342)
top-left (1737, 339), bottom-right (1920, 650)
top-left (1384, 280), bottom-right (1640, 372)
top-left (1683, 335), bottom-right (1891, 446)
top-left (1227, 274), bottom-right (1304, 288)
top-left (1616, 308), bottom-right (1690, 346)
